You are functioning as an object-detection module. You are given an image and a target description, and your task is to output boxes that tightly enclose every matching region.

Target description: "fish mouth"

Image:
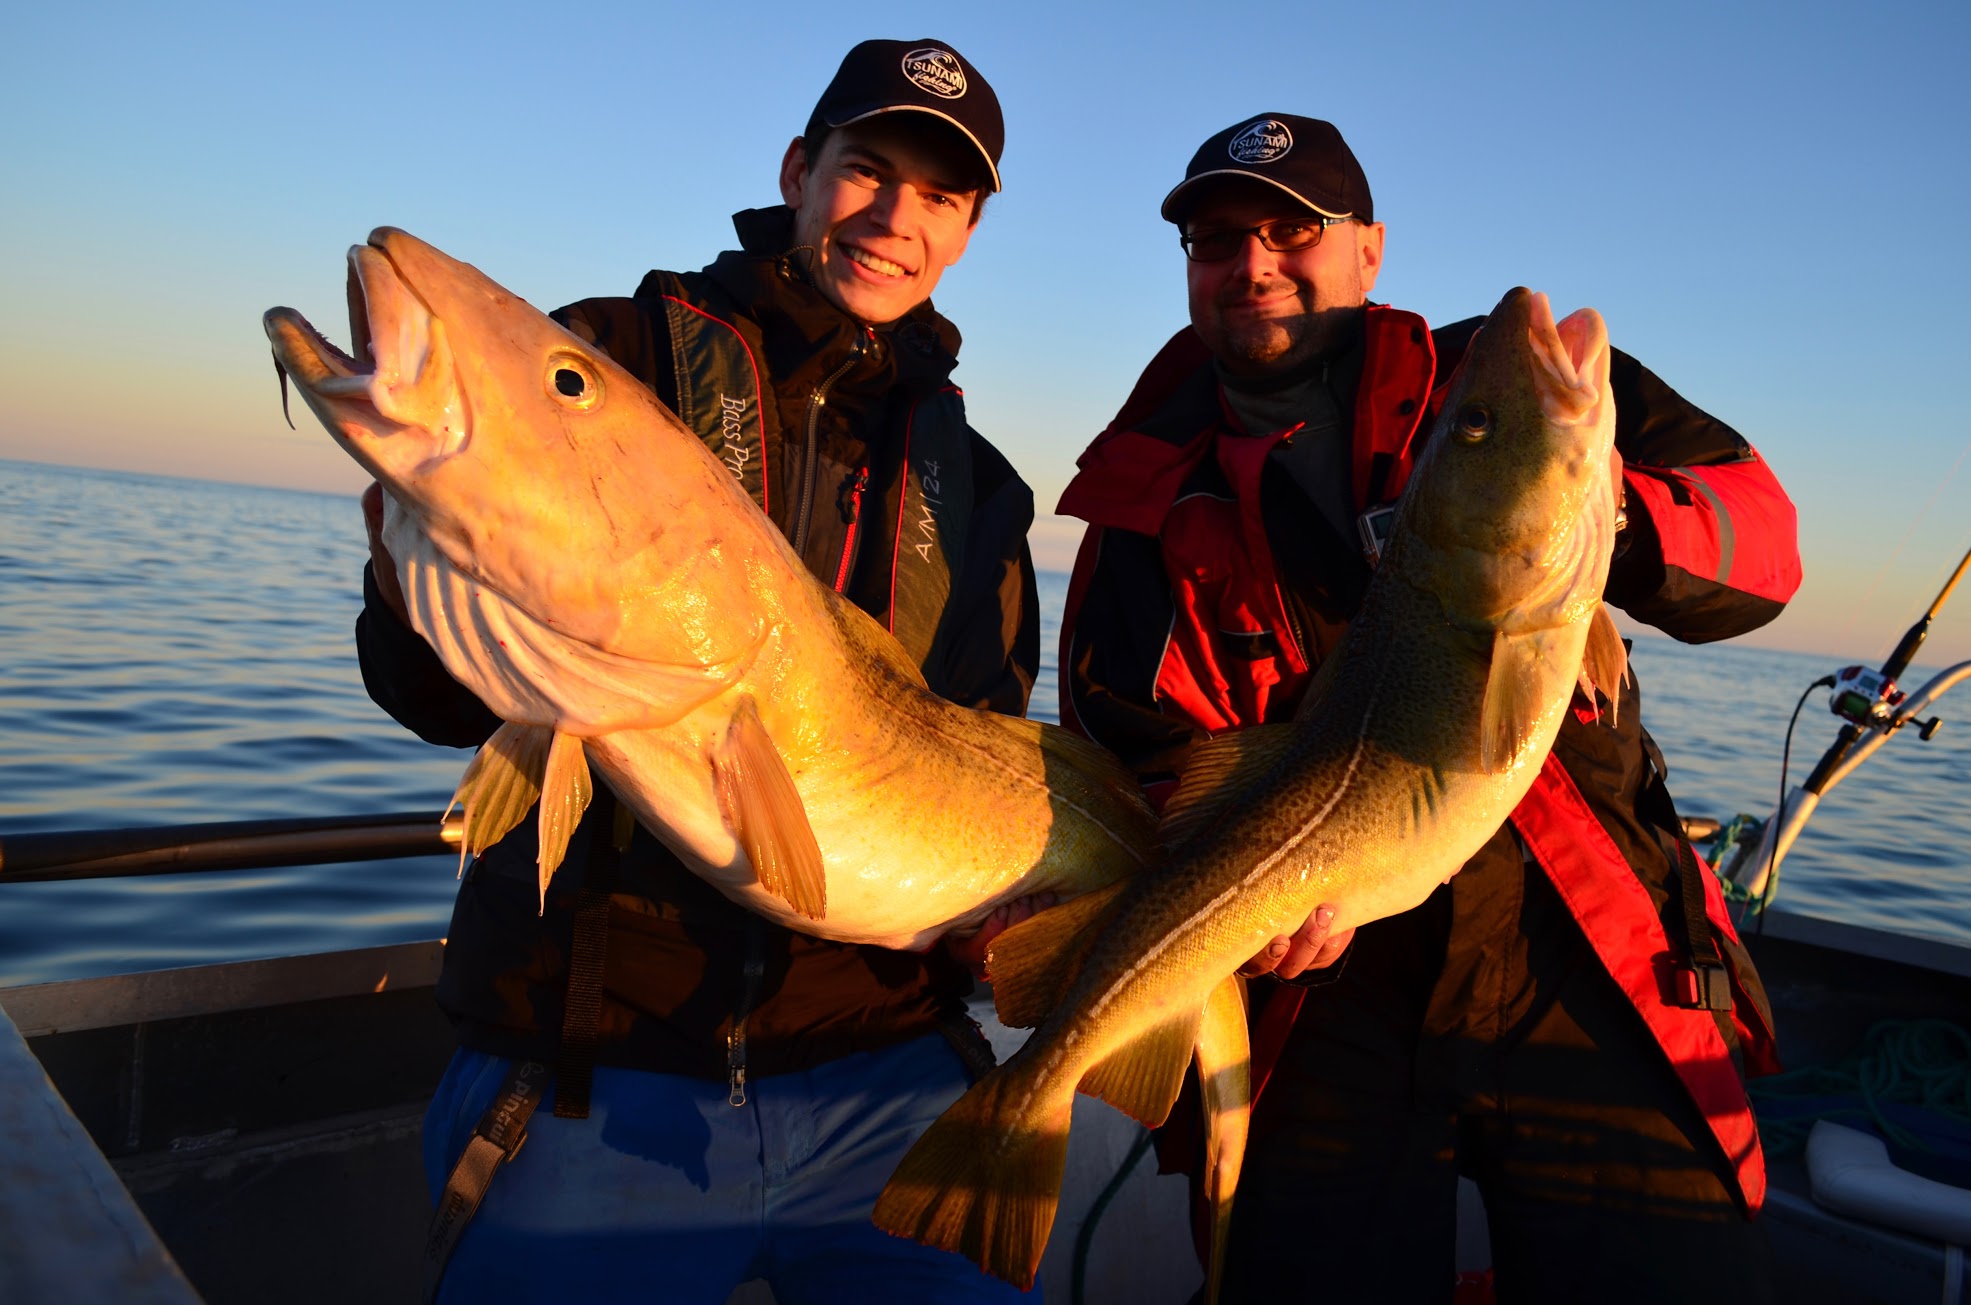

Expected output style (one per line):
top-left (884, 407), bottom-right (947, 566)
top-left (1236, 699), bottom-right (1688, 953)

top-left (265, 231), bottom-right (427, 398)
top-left (264, 229), bottom-right (464, 469)
top-left (1519, 290), bottom-right (1608, 425)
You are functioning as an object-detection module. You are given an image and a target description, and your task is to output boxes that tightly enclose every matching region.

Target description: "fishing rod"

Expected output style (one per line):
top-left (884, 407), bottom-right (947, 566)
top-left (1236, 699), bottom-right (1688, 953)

top-left (0, 812), bottom-right (462, 883)
top-left (1730, 541), bottom-right (1971, 902)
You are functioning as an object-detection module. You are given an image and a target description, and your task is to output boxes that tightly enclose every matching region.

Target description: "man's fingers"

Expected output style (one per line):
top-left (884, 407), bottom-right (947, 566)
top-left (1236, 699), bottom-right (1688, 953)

top-left (362, 481), bottom-right (412, 624)
top-left (952, 891), bottom-right (1060, 980)
top-left (1272, 905), bottom-right (1346, 980)
top-left (1309, 925), bottom-right (1355, 970)
top-left (1237, 936), bottom-right (1292, 978)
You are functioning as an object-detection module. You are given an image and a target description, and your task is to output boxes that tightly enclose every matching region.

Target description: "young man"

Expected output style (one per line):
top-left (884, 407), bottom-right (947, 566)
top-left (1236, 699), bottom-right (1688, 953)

top-left (358, 40), bottom-right (1037, 1304)
top-left (1058, 113), bottom-right (1801, 1303)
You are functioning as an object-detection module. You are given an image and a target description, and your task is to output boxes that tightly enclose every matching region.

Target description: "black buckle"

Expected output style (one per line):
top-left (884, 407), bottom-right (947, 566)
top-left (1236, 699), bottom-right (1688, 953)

top-left (1675, 959), bottom-right (1734, 1012)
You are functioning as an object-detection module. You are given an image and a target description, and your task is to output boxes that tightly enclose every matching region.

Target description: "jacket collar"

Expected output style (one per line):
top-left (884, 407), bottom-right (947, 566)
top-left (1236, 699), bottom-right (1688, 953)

top-left (706, 206), bottom-right (963, 398)
top-left (1057, 303), bottom-right (1436, 535)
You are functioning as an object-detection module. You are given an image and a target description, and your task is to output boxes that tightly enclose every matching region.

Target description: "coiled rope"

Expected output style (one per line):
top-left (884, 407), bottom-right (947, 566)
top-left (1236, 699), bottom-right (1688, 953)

top-left (1750, 1018), bottom-right (1971, 1159)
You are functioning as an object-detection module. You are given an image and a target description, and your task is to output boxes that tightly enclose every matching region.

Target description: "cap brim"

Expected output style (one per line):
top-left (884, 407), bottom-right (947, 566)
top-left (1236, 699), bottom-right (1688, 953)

top-left (1160, 170), bottom-right (1353, 223)
top-left (822, 104), bottom-right (1002, 192)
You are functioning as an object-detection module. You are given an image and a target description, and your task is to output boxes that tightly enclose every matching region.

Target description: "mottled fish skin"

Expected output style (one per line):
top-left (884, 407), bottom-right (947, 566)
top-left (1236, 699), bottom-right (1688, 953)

top-left (872, 287), bottom-right (1624, 1291)
top-left (264, 229), bottom-right (1155, 950)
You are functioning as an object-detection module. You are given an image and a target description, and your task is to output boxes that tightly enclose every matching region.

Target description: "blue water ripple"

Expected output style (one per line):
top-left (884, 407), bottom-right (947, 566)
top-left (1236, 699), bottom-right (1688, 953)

top-left (1, 459), bottom-right (1966, 985)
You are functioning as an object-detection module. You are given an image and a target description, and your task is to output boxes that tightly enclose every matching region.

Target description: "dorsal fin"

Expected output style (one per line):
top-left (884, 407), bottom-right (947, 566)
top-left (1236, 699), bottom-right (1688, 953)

top-left (1291, 649), bottom-right (1346, 724)
top-left (987, 880), bottom-right (1131, 1029)
top-left (1160, 725), bottom-right (1300, 854)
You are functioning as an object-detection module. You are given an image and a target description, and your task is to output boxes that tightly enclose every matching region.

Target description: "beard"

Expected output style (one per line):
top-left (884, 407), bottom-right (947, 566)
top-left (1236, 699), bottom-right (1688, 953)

top-left (1208, 300), bottom-right (1362, 381)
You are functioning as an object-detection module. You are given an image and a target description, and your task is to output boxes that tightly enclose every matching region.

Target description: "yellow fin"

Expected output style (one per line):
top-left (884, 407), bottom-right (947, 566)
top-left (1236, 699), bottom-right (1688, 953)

top-left (713, 697), bottom-right (826, 920)
top-left (872, 1068), bottom-right (1070, 1291)
top-left (534, 731), bottom-right (592, 911)
top-left (987, 879), bottom-right (1130, 1029)
top-left (1580, 603), bottom-right (1630, 728)
top-left (1480, 628), bottom-right (1560, 773)
top-left (1080, 1003), bottom-right (1204, 1127)
top-left (446, 722), bottom-right (552, 872)
top-left (1195, 974), bottom-right (1251, 1305)
top-left (1160, 724), bottom-right (1300, 855)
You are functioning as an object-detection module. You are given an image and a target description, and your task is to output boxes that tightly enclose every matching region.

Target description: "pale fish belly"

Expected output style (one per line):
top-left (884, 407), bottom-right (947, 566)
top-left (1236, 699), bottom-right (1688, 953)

top-left (590, 716), bottom-right (1079, 951)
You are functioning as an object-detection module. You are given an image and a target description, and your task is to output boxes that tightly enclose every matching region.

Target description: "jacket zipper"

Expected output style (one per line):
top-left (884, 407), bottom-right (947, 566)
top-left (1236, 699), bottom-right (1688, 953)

top-left (1271, 422), bottom-right (1313, 675)
top-left (1278, 587), bottom-right (1310, 672)
top-left (791, 333), bottom-right (868, 556)
top-left (726, 918), bottom-right (767, 1107)
top-left (745, 329), bottom-right (870, 1101)
top-left (833, 467), bottom-right (870, 592)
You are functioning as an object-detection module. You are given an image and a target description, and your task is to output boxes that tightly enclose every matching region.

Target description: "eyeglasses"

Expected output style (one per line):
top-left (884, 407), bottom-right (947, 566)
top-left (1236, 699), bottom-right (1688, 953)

top-left (1178, 216), bottom-right (1350, 263)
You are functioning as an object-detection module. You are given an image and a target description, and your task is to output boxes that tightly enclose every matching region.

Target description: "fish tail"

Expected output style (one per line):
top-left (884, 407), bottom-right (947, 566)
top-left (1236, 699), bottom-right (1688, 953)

top-left (873, 1067), bottom-right (1072, 1290)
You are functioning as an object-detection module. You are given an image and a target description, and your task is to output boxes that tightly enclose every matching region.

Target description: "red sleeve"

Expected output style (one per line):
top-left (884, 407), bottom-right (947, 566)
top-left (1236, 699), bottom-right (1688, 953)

top-left (1602, 350), bottom-right (1802, 643)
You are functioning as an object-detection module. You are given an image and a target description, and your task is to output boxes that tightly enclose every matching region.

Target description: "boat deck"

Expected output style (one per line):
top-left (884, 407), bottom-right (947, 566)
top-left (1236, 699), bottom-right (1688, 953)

top-left (2, 910), bottom-right (1966, 1304)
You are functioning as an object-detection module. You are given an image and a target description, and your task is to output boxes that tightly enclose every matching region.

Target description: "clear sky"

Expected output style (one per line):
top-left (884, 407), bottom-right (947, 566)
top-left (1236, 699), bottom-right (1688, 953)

top-left (4, 1), bottom-right (1967, 668)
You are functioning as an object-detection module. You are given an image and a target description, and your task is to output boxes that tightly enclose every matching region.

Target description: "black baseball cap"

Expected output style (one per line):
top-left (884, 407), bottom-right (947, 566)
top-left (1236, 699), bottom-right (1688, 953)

top-left (806, 40), bottom-right (1004, 193)
top-left (1161, 113), bottom-right (1372, 224)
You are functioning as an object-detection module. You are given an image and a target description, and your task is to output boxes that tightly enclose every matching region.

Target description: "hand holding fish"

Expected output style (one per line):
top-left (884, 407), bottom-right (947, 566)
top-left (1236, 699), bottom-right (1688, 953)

top-left (267, 229), bottom-right (1158, 951)
top-left (359, 482), bottom-right (410, 625)
top-left (948, 891), bottom-right (1058, 980)
top-left (873, 287), bottom-right (1630, 1294)
top-left (1237, 904), bottom-right (1353, 979)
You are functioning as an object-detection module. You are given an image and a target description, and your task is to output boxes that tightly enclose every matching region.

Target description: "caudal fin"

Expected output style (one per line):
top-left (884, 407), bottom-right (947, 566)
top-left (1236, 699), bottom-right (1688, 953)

top-left (872, 1069), bottom-right (1072, 1290)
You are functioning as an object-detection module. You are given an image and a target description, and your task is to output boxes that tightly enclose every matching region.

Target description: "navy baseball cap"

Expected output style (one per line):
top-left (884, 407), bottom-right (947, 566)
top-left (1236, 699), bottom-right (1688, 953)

top-left (1161, 113), bottom-right (1372, 224)
top-left (806, 40), bottom-right (1004, 192)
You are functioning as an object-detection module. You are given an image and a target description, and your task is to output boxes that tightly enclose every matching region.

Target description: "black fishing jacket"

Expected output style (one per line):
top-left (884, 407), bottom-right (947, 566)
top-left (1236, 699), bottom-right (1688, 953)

top-left (356, 206), bottom-right (1039, 1083)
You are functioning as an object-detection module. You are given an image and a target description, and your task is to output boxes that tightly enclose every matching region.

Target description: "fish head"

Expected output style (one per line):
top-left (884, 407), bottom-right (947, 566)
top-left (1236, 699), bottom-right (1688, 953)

top-left (1392, 287), bottom-right (1618, 635)
top-left (264, 228), bottom-right (775, 662)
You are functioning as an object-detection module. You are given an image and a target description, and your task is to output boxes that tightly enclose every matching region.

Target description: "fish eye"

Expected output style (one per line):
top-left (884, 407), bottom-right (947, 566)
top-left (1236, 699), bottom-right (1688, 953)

top-left (1453, 402), bottom-right (1492, 443)
top-left (546, 353), bottom-right (602, 410)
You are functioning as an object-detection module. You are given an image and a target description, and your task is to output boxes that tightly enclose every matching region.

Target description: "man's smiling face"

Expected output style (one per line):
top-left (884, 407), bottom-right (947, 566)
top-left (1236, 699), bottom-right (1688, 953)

top-left (1183, 182), bottom-right (1384, 380)
top-left (779, 118), bottom-right (980, 325)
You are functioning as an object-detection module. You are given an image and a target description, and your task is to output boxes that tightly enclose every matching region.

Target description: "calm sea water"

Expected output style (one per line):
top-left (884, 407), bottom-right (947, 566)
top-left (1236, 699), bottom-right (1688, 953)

top-left (3, 459), bottom-right (1967, 986)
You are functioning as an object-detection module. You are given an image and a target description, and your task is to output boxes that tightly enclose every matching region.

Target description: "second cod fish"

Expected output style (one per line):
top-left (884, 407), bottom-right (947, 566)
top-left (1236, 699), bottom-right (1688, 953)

top-left (263, 228), bottom-right (1155, 951)
top-left (873, 286), bottom-right (1629, 1292)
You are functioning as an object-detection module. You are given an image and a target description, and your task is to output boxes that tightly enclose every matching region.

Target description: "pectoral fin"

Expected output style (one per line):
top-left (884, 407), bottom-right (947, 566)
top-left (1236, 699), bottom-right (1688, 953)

top-left (1195, 975), bottom-right (1251, 1305)
top-left (1480, 628), bottom-right (1560, 773)
top-left (712, 698), bottom-right (826, 920)
top-left (1578, 603), bottom-right (1630, 727)
top-left (447, 722), bottom-right (553, 872)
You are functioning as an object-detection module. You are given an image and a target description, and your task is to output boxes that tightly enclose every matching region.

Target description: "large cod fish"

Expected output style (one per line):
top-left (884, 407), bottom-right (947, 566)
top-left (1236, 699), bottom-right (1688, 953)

top-left (874, 287), bottom-right (1629, 1291)
top-left (263, 228), bottom-right (1155, 950)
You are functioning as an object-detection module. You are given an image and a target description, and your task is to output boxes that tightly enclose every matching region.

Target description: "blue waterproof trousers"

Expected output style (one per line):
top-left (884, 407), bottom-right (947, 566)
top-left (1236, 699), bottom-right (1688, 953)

top-left (424, 1035), bottom-right (1029, 1304)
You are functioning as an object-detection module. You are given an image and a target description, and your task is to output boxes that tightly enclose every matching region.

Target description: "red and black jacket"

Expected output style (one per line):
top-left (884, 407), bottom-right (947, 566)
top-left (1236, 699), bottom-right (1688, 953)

top-left (1057, 304), bottom-right (1801, 1209)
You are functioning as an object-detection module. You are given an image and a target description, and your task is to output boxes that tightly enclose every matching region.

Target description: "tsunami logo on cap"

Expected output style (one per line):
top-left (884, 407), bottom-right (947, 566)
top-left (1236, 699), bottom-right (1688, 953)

top-left (1229, 119), bottom-right (1294, 164)
top-left (901, 48), bottom-right (967, 99)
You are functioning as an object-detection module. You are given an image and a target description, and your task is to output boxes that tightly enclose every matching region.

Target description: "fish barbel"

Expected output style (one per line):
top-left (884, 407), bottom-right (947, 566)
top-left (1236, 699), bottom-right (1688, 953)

top-left (873, 287), bottom-right (1629, 1290)
top-left (263, 228), bottom-right (1154, 950)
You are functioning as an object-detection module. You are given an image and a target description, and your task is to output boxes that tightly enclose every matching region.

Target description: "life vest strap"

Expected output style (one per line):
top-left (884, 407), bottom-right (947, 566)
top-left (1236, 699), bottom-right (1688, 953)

top-left (422, 1058), bottom-right (551, 1302)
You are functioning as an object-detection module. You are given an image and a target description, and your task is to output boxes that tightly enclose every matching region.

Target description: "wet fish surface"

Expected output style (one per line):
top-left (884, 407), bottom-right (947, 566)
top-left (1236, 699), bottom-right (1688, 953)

top-left (264, 228), bottom-right (1155, 950)
top-left (873, 287), bottom-right (1629, 1292)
